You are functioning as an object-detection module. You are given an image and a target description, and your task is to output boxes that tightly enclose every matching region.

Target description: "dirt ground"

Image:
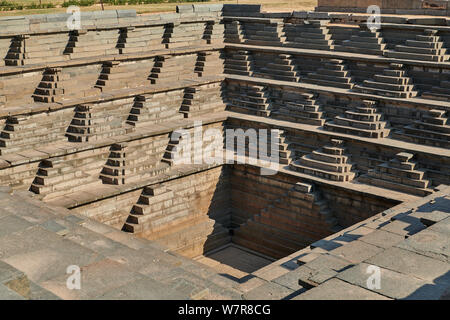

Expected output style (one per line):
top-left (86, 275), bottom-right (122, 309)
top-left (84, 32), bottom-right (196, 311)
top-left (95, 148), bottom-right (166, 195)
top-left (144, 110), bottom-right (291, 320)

top-left (0, 0), bottom-right (317, 16)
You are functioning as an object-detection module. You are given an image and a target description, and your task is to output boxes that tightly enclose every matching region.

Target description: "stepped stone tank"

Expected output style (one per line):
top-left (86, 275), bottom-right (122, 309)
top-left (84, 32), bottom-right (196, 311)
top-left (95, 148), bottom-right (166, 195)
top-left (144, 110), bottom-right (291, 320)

top-left (0, 4), bottom-right (448, 300)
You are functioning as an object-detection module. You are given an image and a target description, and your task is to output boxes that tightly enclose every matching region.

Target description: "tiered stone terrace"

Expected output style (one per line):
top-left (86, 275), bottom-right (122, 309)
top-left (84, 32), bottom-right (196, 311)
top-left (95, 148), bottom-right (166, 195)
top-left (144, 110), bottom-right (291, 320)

top-left (0, 4), bottom-right (449, 300)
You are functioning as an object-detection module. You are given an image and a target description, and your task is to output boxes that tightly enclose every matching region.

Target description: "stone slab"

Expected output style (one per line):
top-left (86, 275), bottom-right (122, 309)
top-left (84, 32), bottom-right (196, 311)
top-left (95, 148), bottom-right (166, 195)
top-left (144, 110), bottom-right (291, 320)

top-left (366, 247), bottom-right (450, 285)
top-left (243, 281), bottom-right (294, 300)
top-left (293, 278), bottom-right (390, 300)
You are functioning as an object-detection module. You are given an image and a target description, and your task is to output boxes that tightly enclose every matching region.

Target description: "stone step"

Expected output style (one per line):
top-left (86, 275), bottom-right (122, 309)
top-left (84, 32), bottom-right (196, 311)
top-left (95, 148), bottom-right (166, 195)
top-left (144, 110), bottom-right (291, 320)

top-left (310, 150), bottom-right (349, 164)
top-left (405, 39), bottom-right (442, 49)
top-left (284, 41), bottom-right (333, 51)
top-left (333, 116), bottom-right (385, 130)
top-left (303, 78), bottom-right (354, 89)
top-left (374, 74), bottom-right (412, 85)
top-left (385, 50), bottom-right (446, 62)
top-left (392, 129), bottom-right (450, 149)
top-left (353, 85), bottom-right (418, 98)
top-left (299, 154), bottom-right (352, 173)
top-left (358, 174), bottom-right (431, 197)
top-left (325, 122), bottom-right (389, 138)
top-left (289, 160), bottom-right (355, 182)
top-left (362, 80), bottom-right (414, 92)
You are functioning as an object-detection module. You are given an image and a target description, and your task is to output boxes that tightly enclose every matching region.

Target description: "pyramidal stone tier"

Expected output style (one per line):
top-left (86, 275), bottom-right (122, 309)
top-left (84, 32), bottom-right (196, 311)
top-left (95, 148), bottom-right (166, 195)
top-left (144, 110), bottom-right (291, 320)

top-left (95, 61), bottom-right (123, 91)
top-left (0, 114), bottom-right (69, 155)
top-left (335, 25), bottom-right (386, 56)
top-left (163, 21), bottom-right (208, 49)
top-left (270, 91), bottom-right (326, 126)
top-left (302, 59), bottom-right (354, 89)
top-left (5, 34), bottom-right (68, 66)
top-left (116, 25), bottom-right (166, 54)
top-left (203, 21), bottom-right (225, 45)
top-left (392, 109), bottom-right (450, 149)
top-left (126, 93), bottom-right (184, 127)
top-left (194, 51), bottom-right (224, 77)
top-left (324, 100), bottom-right (390, 138)
top-left (353, 63), bottom-right (417, 98)
top-left (224, 50), bottom-right (254, 76)
top-left (29, 155), bottom-right (103, 201)
top-left (65, 104), bottom-right (95, 143)
top-left (241, 21), bottom-right (286, 47)
top-left (358, 152), bottom-right (433, 196)
top-left (148, 54), bottom-right (197, 84)
top-left (63, 29), bottom-right (120, 59)
top-left (162, 131), bottom-right (189, 166)
top-left (385, 29), bottom-right (448, 62)
top-left (224, 20), bottom-right (246, 44)
top-left (65, 102), bottom-right (132, 143)
top-left (99, 143), bottom-right (128, 185)
top-left (289, 139), bottom-right (356, 182)
top-left (226, 84), bottom-right (273, 117)
top-left (122, 185), bottom-right (185, 234)
top-left (32, 67), bottom-right (65, 103)
top-left (253, 54), bottom-right (300, 82)
top-left (100, 141), bottom-right (169, 186)
top-left (283, 20), bottom-right (334, 51)
top-left (179, 83), bottom-right (225, 118)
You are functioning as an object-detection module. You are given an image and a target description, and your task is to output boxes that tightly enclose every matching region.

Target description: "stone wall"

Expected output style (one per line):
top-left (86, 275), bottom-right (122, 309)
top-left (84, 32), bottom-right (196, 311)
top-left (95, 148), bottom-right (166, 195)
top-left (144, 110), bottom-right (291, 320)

top-left (230, 164), bottom-right (397, 258)
top-left (317, 0), bottom-right (450, 15)
top-left (121, 165), bottom-right (231, 258)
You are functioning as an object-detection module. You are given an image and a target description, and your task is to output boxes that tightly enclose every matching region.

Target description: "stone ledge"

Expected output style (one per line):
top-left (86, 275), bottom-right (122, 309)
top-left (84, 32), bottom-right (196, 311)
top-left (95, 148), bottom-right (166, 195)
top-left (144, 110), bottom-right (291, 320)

top-left (225, 43), bottom-right (450, 70)
top-left (0, 74), bottom-right (225, 118)
top-left (225, 74), bottom-right (450, 111)
top-left (0, 110), bottom-right (228, 167)
top-left (226, 111), bottom-right (450, 159)
top-left (0, 44), bottom-right (225, 77)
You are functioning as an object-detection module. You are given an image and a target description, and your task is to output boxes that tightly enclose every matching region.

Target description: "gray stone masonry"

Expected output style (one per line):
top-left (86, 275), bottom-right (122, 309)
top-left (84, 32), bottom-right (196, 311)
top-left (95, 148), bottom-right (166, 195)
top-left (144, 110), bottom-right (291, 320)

top-left (253, 54), bottom-right (300, 82)
top-left (385, 29), bottom-right (449, 62)
top-left (224, 50), bottom-right (254, 76)
top-left (303, 59), bottom-right (354, 90)
top-left (324, 100), bottom-right (391, 138)
top-left (283, 20), bottom-right (334, 51)
top-left (353, 63), bottom-right (418, 99)
top-left (226, 83), bottom-right (272, 117)
top-left (392, 109), bottom-right (450, 149)
top-left (233, 179), bottom-right (340, 259)
top-left (290, 139), bottom-right (356, 182)
top-left (359, 152), bottom-right (433, 197)
top-left (336, 25), bottom-right (387, 56)
top-left (270, 90), bottom-right (326, 126)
